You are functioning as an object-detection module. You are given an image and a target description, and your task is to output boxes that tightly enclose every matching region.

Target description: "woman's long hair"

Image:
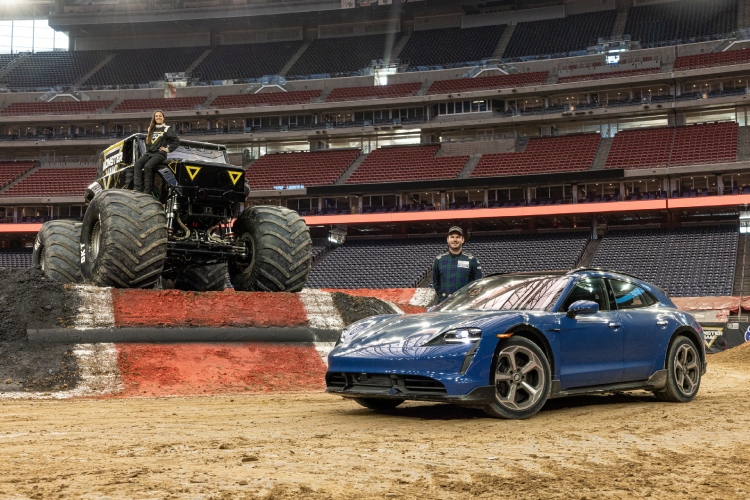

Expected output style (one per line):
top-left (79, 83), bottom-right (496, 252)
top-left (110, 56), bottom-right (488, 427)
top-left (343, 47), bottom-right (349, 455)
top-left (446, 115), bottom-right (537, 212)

top-left (146, 110), bottom-right (165, 145)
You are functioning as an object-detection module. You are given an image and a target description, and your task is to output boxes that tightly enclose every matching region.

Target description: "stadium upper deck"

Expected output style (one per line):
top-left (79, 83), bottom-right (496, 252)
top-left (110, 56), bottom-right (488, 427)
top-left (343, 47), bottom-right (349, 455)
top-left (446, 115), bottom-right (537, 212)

top-left (0, 0), bottom-right (749, 219)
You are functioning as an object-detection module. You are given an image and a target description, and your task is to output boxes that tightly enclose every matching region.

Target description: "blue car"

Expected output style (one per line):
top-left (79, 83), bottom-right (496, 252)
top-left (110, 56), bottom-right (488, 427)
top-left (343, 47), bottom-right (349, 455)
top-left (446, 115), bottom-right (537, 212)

top-left (326, 268), bottom-right (707, 419)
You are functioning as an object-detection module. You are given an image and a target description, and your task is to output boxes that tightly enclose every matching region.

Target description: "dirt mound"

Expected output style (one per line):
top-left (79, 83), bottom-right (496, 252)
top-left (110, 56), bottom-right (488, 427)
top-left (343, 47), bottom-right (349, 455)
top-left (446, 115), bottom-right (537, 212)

top-left (330, 292), bottom-right (398, 326)
top-left (0, 267), bottom-right (74, 342)
top-left (710, 341), bottom-right (750, 365)
top-left (0, 342), bottom-right (81, 392)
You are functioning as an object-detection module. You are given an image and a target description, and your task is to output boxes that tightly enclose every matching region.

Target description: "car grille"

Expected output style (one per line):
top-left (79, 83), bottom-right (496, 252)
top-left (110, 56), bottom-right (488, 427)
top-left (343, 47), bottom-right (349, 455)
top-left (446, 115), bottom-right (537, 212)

top-left (326, 372), bottom-right (446, 394)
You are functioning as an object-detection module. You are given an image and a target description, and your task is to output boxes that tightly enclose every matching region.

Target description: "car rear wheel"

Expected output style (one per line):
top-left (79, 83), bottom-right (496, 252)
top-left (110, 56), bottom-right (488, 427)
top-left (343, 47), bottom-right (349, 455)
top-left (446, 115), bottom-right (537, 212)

top-left (353, 398), bottom-right (403, 411)
top-left (484, 337), bottom-right (551, 420)
top-left (654, 335), bottom-right (701, 403)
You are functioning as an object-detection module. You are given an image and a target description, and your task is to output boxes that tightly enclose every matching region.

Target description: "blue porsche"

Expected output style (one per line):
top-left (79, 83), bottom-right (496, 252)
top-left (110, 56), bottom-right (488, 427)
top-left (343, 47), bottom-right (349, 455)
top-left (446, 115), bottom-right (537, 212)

top-left (326, 268), bottom-right (707, 419)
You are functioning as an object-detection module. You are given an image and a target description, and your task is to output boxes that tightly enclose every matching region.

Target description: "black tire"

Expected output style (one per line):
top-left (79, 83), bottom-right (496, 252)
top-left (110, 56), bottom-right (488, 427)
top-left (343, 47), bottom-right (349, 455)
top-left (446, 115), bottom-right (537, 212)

top-left (353, 398), bottom-right (404, 411)
top-left (80, 190), bottom-right (167, 288)
top-left (229, 206), bottom-right (312, 292)
top-left (483, 337), bottom-right (551, 420)
top-left (174, 263), bottom-right (227, 292)
top-left (654, 335), bottom-right (702, 403)
top-left (32, 220), bottom-right (82, 284)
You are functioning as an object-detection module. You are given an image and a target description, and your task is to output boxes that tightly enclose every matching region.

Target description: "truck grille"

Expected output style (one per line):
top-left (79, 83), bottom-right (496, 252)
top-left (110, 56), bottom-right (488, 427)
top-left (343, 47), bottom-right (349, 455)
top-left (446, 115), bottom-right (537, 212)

top-left (326, 372), bottom-right (446, 394)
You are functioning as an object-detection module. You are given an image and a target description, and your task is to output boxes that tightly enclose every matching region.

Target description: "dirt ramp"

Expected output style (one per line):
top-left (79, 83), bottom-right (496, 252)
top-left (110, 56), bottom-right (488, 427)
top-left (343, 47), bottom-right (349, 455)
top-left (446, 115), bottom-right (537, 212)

top-left (0, 268), bottom-right (74, 342)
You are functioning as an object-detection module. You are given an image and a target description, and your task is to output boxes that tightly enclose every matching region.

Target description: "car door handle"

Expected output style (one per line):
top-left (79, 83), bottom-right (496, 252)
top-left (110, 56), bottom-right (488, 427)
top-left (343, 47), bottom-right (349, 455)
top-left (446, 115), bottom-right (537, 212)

top-left (656, 320), bottom-right (668, 326)
top-left (545, 327), bottom-right (561, 332)
top-left (608, 323), bottom-right (622, 329)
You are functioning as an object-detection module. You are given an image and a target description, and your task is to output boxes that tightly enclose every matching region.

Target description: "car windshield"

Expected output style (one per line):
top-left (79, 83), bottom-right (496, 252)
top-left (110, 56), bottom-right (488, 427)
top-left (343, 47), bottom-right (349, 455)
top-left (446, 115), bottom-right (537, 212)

top-left (435, 274), bottom-right (571, 312)
top-left (168, 145), bottom-right (229, 164)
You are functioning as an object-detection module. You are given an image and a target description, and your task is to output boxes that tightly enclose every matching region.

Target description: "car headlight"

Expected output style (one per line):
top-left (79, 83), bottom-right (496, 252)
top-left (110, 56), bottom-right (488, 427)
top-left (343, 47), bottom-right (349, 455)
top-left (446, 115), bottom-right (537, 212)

top-left (337, 318), bottom-right (379, 346)
top-left (426, 327), bottom-right (482, 345)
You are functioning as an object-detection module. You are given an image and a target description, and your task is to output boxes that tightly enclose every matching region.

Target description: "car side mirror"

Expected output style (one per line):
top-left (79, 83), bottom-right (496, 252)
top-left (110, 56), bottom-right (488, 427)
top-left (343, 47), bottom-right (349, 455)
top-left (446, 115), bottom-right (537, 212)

top-left (567, 300), bottom-right (599, 318)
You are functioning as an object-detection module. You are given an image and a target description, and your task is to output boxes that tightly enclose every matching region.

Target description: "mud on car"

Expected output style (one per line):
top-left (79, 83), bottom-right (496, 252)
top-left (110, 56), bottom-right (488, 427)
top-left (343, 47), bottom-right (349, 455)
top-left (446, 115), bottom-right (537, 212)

top-left (33, 134), bottom-right (312, 292)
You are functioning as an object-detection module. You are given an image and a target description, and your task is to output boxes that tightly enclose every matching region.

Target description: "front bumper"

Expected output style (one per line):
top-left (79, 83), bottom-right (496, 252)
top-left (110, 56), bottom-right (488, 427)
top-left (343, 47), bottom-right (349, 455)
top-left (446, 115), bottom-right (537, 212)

top-left (325, 371), bottom-right (494, 406)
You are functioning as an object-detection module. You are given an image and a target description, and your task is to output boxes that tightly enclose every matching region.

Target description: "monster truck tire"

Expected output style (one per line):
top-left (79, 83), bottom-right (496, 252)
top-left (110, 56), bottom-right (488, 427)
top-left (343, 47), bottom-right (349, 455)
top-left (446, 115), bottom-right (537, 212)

top-left (174, 263), bottom-right (227, 292)
top-left (229, 206), bottom-right (312, 292)
top-left (32, 220), bottom-right (82, 284)
top-left (80, 190), bottom-right (168, 288)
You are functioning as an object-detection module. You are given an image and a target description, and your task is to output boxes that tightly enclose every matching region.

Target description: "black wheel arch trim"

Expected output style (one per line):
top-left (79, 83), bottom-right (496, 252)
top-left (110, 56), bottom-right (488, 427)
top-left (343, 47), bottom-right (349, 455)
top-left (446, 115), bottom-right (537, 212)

top-left (669, 326), bottom-right (706, 374)
top-left (498, 324), bottom-right (555, 379)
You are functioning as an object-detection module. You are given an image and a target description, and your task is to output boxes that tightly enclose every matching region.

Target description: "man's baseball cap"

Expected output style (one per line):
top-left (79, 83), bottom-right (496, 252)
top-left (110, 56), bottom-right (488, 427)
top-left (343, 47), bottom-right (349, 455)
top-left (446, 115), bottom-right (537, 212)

top-left (448, 226), bottom-right (463, 236)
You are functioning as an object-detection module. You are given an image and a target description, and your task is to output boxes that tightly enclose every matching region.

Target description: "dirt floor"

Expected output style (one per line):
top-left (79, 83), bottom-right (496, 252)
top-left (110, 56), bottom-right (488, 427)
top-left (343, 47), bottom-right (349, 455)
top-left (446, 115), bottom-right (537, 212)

top-left (0, 347), bottom-right (749, 499)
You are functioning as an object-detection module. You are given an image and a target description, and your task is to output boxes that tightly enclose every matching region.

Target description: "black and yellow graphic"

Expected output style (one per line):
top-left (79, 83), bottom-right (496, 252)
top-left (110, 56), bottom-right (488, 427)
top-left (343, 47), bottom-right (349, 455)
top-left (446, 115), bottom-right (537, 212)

top-left (167, 160), bottom-right (179, 174)
top-left (228, 170), bottom-right (243, 186)
top-left (185, 165), bottom-right (201, 181)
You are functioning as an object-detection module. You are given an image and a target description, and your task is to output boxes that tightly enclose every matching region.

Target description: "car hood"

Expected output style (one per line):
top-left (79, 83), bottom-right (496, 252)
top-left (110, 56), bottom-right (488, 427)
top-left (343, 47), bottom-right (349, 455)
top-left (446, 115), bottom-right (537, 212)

top-left (340, 310), bottom-right (527, 350)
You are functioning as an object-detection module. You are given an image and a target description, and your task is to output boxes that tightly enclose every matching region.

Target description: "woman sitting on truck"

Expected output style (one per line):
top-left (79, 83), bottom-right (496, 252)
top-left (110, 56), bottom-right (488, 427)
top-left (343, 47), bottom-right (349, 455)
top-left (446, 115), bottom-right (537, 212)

top-left (134, 110), bottom-right (180, 194)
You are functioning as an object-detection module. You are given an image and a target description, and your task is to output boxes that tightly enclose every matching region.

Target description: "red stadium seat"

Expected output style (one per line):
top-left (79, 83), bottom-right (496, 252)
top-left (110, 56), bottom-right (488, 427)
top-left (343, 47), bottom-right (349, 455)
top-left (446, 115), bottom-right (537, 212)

top-left (247, 149), bottom-right (361, 190)
top-left (346, 145), bottom-right (468, 184)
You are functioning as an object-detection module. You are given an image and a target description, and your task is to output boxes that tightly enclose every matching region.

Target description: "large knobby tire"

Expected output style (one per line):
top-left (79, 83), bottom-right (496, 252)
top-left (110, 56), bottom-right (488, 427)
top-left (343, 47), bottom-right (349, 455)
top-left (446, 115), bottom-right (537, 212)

top-left (80, 190), bottom-right (168, 288)
top-left (653, 335), bottom-right (702, 403)
top-left (484, 337), bottom-right (552, 420)
top-left (32, 220), bottom-right (82, 284)
top-left (229, 206), bottom-right (312, 292)
top-left (353, 398), bottom-right (404, 411)
top-left (174, 263), bottom-right (227, 292)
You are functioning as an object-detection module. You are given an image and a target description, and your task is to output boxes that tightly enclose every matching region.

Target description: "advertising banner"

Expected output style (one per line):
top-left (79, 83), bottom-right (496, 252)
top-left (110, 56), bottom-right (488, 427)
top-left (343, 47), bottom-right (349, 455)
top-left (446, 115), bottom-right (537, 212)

top-left (722, 322), bottom-right (750, 349)
top-left (341, 0), bottom-right (423, 8)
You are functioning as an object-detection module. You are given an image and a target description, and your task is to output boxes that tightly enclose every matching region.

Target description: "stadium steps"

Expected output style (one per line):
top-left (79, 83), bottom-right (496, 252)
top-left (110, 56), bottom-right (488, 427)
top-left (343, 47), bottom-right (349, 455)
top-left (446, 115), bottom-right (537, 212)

top-left (590, 137), bottom-right (614, 170)
top-left (611, 9), bottom-right (629, 38)
top-left (733, 234), bottom-right (750, 296)
top-left (0, 163), bottom-right (43, 195)
top-left (0, 53), bottom-right (27, 80)
top-left (317, 86), bottom-right (334, 102)
top-left (390, 33), bottom-right (411, 61)
top-left (70, 53), bottom-right (116, 90)
top-left (104, 98), bottom-right (121, 113)
top-left (279, 41), bottom-right (311, 77)
top-left (200, 92), bottom-right (215, 109)
top-left (416, 79), bottom-right (431, 96)
top-left (458, 155), bottom-right (481, 178)
top-left (494, 23), bottom-right (516, 58)
top-left (186, 48), bottom-right (213, 74)
top-left (738, 125), bottom-right (750, 161)
top-left (576, 237), bottom-right (599, 267)
top-left (335, 151), bottom-right (367, 184)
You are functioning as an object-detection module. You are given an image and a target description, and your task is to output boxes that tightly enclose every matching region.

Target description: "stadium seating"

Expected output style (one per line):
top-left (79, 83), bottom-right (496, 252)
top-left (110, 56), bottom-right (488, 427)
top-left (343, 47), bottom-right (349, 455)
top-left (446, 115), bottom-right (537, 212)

top-left (305, 231), bottom-right (589, 288)
top-left (85, 47), bottom-right (205, 87)
top-left (346, 145), bottom-right (468, 184)
top-left (503, 10), bottom-right (618, 59)
top-left (674, 48), bottom-right (750, 71)
top-left (287, 34), bottom-right (392, 77)
top-left (427, 72), bottom-right (549, 95)
top-left (0, 249), bottom-right (32, 268)
top-left (193, 41), bottom-right (305, 81)
top-left (113, 97), bottom-right (205, 113)
top-left (591, 225), bottom-right (737, 296)
top-left (246, 149), bottom-right (360, 190)
top-left (326, 82), bottom-right (421, 102)
top-left (0, 51), bottom-right (106, 89)
top-left (210, 90), bottom-right (321, 109)
top-left (1, 167), bottom-right (97, 197)
top-left (471, 134), bottom-right (600, 178)
top-left (558, 67), bottom-right (661, 84)
top-left (398, 25), bottom-right (506, 67)
top-left (605, 122), bottom-right (738, 169)
top-left (0, 161), bottom-right (36, 189)
top-left (623, 0), bottom-right (736, 47)
top-left (1, 101), bottom-right (113, 116)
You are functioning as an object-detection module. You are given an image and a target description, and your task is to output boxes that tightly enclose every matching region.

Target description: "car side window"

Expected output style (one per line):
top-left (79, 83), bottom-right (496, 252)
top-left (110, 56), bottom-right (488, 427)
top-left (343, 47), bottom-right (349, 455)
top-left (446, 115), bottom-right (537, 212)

top-left (609, 279), bottom-right (657, 309)
top-left (560, 278), bottom-right (609, 312)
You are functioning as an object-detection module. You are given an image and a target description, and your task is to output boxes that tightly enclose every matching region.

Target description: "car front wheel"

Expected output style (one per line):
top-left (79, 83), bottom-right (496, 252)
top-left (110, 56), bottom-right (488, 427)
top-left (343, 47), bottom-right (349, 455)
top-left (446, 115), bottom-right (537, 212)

top-left (484, 337), bottom-right (551, 419)
top-left (654, 335), bottom-right (701, 403)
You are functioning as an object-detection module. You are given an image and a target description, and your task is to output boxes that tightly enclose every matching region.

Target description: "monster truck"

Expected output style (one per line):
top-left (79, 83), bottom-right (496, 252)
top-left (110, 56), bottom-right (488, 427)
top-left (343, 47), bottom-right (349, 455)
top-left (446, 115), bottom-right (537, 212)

top-left (33, 133), bottom-right (312, 292)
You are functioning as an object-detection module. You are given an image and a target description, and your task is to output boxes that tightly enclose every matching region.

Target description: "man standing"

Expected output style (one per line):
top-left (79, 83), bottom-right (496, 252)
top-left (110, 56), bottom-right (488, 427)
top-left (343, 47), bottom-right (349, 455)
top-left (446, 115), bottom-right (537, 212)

top-left (433, 226), bottom-right (482, 302)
